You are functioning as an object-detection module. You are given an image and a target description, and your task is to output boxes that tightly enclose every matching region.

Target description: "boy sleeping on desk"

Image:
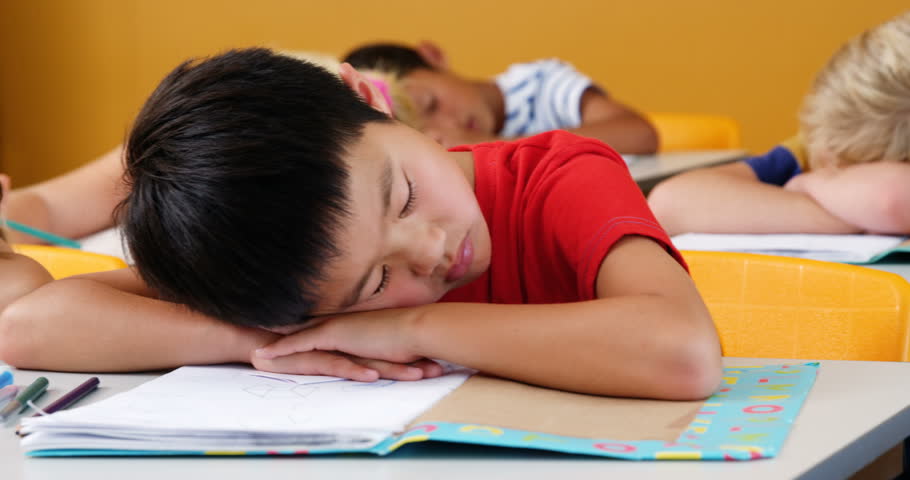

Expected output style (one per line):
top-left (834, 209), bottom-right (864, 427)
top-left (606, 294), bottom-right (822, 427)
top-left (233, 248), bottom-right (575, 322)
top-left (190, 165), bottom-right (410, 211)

top-left (0, 49), bottom-right (721, 401)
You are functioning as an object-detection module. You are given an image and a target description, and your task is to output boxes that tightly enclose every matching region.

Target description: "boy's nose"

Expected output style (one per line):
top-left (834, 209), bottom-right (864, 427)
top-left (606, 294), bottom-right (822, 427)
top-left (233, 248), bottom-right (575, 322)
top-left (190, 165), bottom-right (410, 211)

top-left (408, 225), bottom-right (446, 278)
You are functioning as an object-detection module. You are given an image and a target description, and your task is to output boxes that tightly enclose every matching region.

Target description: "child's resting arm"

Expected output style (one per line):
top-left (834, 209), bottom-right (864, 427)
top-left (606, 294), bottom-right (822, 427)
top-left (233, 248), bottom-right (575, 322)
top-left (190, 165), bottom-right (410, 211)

top-left (570, 89), bottom-right (658, 155)
top-left (0, 268), bottom-right (277, 372)
top-left (256, 236), bottom-right (722, 400)
top-left (648, 162), bottom-right (861, 235)
top-left (0, 268), bottom-right (443, 379)
top-left (6, 145), bottom-right (125, 242)
top-left (786, 162), bottom-right (910, 234)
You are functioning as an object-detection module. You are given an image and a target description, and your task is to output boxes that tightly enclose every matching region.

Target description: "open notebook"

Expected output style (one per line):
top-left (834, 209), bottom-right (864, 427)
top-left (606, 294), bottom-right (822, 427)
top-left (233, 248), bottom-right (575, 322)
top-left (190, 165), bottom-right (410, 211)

top-left (672, 233), bottom-right (910, 264)
top-left (20, 362), bottom-right (818, 460)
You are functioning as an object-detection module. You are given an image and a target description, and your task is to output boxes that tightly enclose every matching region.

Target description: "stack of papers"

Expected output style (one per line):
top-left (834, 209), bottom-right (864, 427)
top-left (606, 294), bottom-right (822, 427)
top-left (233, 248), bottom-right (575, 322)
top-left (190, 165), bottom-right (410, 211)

top-left (672, 233), bottom-right (910, 264)
top-left (20, 365), bottom-right (471, 453)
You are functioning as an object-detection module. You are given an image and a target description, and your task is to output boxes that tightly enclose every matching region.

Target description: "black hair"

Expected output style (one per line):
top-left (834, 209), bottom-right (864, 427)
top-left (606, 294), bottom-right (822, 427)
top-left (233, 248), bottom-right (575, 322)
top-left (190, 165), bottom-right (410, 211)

top-left (119, 48), bottom-right (390, 328)
top-left (342, 43), bottom-right (433, 78)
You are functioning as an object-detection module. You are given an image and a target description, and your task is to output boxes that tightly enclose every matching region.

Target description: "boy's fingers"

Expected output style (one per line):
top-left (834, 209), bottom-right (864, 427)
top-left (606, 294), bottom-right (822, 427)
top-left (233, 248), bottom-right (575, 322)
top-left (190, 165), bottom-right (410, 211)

top-left (410, 359), bottom-right (444, 378)
top-left (256, 328), bottom-right (326, 359)
top-left (255, 351), bottom-right (378, 382)
top-left (349, 357), bottom-right (425, 381)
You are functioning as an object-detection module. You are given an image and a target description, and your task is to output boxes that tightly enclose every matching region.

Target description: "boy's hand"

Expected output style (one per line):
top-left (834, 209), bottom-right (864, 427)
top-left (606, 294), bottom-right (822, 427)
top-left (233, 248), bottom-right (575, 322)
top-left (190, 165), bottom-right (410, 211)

top-left (252, 307), bottom-right (443, 382)
top-left (251, 350), bottom-right (442, 382)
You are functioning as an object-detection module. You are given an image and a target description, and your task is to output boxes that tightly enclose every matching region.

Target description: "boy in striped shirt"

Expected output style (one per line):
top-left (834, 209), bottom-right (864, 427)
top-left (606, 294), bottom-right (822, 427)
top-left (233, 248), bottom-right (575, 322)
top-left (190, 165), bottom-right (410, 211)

top-left (343, 42), bottom-right (657, 154)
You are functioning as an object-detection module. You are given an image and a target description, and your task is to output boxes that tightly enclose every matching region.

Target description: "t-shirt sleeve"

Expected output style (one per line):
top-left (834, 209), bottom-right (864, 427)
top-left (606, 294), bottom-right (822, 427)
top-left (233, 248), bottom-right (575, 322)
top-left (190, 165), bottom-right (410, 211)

top-left (743, 146), bottom-right (803, 185)
top-left (536, 60), bottom-right (593, 129)
top-left (531, 144), bottom-right (685, 300)
top-left (495, 59), bottom-right (594, 137)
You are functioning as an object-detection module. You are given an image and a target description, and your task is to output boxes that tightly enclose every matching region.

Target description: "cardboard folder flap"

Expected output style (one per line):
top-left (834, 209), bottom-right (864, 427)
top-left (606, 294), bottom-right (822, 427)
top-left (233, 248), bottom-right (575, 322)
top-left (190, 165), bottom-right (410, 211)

top-left (410, 375), bottom-right (701, 441)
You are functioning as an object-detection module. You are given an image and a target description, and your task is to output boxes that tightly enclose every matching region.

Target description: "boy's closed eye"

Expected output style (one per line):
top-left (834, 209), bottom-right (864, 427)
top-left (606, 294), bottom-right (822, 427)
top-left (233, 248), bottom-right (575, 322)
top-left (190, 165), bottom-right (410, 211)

top-left (369, 174), bottom-right (419, 300)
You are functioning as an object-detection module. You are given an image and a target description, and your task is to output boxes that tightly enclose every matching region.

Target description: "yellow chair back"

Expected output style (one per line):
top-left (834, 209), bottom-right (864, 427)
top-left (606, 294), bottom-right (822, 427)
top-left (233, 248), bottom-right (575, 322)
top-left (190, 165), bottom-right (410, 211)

top-left (683, 250), bottom-right (910, 361)
top-left (12, 244), bottom-right (127, 279)
top-left (647, 113), bottom-right (742, 152)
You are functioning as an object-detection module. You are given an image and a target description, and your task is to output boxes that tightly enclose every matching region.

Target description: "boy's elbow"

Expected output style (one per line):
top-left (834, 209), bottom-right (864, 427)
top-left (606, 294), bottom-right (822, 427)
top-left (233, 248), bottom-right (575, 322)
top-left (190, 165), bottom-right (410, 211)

top-left (642, 121), bottom-right (659, 155)
top-left (666, 339), bottom-right (723, 400)
top-left (873, 185), bottom-right (910, 234)
top-left (659, 315), bottom-right (723, 400)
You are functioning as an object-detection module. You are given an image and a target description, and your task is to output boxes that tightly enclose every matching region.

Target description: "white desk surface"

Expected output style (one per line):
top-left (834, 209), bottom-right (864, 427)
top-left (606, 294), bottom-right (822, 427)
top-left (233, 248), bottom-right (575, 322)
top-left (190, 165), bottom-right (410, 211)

top-left (3, 358), bottom-right (908, 480)
top-left (627, 149), bottom-right (747, 190)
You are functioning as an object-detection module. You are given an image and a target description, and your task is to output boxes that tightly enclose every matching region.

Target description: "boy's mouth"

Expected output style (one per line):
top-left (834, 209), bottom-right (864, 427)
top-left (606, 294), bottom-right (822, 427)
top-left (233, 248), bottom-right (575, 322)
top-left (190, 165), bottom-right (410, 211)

top-left (445, 233), bottom-right (473, 283)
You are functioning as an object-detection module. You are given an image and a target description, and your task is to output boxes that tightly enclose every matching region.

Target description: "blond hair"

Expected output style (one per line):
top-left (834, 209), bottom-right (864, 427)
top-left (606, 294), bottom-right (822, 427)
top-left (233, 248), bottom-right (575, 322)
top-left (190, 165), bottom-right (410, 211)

top-left (799, 11), bottom-right (910, 170)
top-left (280, 50), bottom-right (421, 129)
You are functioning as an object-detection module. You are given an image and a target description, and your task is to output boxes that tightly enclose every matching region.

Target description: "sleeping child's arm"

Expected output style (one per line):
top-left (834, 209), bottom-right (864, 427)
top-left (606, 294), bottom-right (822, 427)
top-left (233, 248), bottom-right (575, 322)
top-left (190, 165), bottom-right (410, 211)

top-left (648, 162), bottom-right (861, 235)
top-left (570, 88), bottom-right (658, 154)
top-left (784, 162), bottom-right (910, 234)
top-left (0, 268), bottom-right (275, 371)
top-left (0, 267), bottom-right (443, 379)
top-left (254, 235), bottom-right (721, 400)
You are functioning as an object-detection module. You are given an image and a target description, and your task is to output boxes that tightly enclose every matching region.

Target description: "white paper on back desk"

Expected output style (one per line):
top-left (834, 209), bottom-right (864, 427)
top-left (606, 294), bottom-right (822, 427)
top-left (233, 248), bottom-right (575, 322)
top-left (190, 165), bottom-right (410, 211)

top-left (19, 364), bottom-right (472, 452)
top-left (671, 233), bottom-right (908, 263)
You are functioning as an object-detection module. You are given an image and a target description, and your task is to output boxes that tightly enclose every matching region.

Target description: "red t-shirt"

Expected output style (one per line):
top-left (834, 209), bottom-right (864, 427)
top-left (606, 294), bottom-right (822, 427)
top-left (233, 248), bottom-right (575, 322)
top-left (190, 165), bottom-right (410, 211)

top-left (441, 131), bottom-right (684, 304)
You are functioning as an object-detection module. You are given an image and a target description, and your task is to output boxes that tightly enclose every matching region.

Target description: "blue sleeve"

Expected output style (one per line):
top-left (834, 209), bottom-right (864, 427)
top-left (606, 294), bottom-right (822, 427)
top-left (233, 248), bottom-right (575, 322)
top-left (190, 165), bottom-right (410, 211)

top-left (742, 146), bottom-right (802, 186)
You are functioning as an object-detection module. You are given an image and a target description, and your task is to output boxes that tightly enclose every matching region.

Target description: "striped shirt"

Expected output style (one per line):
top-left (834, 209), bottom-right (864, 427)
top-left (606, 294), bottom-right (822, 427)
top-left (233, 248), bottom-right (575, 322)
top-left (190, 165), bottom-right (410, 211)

top-left (495, 59), bottom-right (594, 138)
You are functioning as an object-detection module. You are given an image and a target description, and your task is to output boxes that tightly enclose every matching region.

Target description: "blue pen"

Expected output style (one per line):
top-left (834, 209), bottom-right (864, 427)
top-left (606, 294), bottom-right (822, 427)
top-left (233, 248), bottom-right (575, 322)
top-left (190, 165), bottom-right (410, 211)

top-left (0, 370), bottom-right (12, 389)
top-left (3, 220), bottom-right (82, 249)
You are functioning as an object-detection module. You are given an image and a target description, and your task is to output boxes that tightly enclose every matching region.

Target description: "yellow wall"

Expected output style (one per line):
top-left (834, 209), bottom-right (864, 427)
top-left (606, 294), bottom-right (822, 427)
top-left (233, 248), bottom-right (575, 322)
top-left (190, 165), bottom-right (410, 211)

top-left (0, 0), bottom-right (907, 186)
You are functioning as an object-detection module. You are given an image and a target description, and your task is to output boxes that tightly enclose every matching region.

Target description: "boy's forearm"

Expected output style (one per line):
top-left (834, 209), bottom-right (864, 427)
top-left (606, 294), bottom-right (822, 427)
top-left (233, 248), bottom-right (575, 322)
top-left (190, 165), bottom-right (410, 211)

top-left (649, 165), bottom-right (861, 235)
top-left (570, 114), bottom-right (659, 155)
top-left (411, 298), bottom-right (721, 400)
top-left (0, 278), bottom-right (278, 372)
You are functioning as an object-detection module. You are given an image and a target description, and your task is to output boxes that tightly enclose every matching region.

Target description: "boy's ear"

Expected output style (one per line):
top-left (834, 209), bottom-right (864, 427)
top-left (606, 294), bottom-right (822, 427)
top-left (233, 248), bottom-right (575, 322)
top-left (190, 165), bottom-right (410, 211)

top-left (339, 63), bottom-right (393, 117)
top-left (416, 41), bottom-right (449, 71)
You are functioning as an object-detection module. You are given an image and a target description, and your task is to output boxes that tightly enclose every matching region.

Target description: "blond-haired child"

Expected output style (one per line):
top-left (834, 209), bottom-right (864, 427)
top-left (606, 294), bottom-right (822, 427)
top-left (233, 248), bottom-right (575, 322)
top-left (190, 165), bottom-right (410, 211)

top-left (649, 11), bottom-right (910, 235)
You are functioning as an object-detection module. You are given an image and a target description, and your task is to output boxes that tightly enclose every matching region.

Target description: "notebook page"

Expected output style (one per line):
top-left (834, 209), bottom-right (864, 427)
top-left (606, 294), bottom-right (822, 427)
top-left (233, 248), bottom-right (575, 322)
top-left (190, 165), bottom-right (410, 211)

top-left (21, 364), bottom-right (471, 450)
top-left (671, 233), bottom-right (907, 263)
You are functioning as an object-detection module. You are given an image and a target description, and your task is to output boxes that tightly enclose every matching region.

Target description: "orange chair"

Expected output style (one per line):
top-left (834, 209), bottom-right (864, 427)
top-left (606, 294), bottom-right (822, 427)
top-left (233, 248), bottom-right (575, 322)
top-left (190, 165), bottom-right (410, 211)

top-left (647, 113), bottom-right (742, 152)
top-left (683, 250), bottom-right (910, 361)
top-left (12, 244), bottom-right (127, 279)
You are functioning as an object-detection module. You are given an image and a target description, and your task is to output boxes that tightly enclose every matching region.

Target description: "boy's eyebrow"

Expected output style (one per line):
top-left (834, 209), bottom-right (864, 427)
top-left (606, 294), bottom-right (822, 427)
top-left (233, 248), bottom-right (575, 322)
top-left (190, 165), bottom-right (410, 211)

top-left (338, 160), bottom-right (394, 311)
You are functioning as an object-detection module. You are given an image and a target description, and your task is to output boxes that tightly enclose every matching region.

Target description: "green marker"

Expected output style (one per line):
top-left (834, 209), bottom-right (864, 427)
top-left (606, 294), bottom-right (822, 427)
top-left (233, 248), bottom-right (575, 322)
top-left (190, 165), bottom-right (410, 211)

top-left (0, 377), bottom-right (48, 422)
top-left (4, 220), bottom-right (82, 249)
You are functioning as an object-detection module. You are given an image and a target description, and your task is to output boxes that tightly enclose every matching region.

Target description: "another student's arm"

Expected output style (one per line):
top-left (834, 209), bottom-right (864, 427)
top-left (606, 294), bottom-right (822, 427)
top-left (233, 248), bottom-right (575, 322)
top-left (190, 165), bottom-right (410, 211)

top-left (256, 236), bottom-right (721, 400)
top-left (0, 268), bottom-right (277, 371)
top-left (784, 162), bottom-right (910, 234)
top-left (648, 162), bottom-right (861, 236)
top-left (429, 89), bottom-right (657, 154)
top-left (0, 268), bottom-right (439, 377)
top-left (569, 89), bottom-right (658, 154)
top-left (6, 145), bottom-right (126, 242)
